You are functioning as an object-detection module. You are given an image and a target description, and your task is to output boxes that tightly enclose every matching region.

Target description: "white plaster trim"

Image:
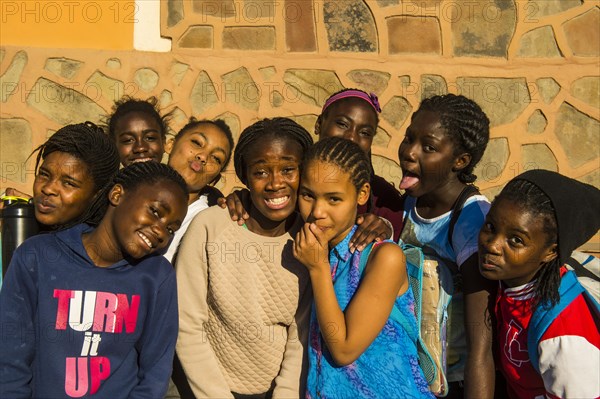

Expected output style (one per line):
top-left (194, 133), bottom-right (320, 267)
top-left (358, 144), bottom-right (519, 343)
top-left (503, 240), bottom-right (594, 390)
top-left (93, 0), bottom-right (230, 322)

top-left (133, 0), bottom-right (171, 52)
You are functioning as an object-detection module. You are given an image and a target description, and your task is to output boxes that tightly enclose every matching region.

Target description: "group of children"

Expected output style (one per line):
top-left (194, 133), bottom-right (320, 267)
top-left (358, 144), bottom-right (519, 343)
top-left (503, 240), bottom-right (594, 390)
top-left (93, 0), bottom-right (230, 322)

top-left (1, 90), bottom-right (598, 399)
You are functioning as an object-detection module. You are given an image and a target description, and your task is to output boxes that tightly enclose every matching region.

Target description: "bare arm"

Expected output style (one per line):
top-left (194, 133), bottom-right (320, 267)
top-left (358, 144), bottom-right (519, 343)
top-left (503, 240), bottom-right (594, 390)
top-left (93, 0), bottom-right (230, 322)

top-left (462, 253), bottom-right (496, 399)
top-left (293, 223), bottom-right (407, 366)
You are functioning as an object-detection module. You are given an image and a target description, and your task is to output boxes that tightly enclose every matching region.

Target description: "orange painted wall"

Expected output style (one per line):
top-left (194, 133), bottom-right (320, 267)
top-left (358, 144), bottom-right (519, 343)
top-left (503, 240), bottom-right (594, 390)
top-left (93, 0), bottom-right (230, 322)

top-left (0, 0), bottom-right (134, 49)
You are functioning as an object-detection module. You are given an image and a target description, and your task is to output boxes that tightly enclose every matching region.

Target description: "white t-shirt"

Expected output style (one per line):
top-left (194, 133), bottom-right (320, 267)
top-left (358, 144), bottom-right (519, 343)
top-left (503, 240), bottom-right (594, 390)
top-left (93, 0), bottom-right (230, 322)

top-left (163, 194), bottom-right (209, 263)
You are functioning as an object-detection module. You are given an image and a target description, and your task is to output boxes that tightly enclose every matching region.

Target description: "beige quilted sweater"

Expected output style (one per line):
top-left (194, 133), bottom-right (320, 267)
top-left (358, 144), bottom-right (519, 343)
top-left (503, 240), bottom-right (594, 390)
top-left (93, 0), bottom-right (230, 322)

top-left (175, 206), bottom-right (311, 398)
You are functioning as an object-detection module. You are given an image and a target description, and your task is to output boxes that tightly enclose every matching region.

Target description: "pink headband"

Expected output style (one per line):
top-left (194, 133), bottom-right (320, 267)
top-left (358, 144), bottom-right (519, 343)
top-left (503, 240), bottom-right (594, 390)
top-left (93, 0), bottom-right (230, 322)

top-left (322, 90), bottom-right (382, 113)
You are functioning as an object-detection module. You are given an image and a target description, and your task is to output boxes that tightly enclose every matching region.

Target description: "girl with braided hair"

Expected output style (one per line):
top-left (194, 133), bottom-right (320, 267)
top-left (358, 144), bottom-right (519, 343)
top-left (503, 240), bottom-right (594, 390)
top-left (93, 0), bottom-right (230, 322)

top-left (2, 122), bottom-right (120, 231)
top-left (106, 96), bottom-right (171, 166)
top-left (1, 161), bottom-right (188, 398)
top-left (479, 170), bottom-right (600, 399)
top-left (293, 137), bottom-right (433, 398)
top-left (173, 118), bottom-right (313, 398)
top-left (397, 94), bottom-right (493, 398)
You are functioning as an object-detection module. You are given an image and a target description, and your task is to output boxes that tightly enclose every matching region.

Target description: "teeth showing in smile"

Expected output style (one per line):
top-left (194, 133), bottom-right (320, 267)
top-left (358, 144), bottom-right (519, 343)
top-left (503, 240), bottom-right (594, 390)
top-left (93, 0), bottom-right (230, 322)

top-left (132, 158), bottom-right (153, 163)
top-left (266, 196), bottom-right (288, 205)
top-left (137, 232), bottom-right (154, 248)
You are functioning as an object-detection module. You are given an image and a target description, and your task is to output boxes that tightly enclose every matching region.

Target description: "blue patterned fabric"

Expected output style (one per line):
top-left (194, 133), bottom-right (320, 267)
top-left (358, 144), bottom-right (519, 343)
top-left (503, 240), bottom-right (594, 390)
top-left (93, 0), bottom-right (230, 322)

top-left (306, 226), bottom-right (434, 399)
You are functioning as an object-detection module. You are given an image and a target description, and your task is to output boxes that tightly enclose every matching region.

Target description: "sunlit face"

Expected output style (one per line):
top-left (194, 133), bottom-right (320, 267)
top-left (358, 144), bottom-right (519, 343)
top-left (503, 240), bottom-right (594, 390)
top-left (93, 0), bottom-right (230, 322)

top-left (244, 137), bottom-right (303, 234)
top-left (167, 123), bottom-right (232, 202)
top-left (32, 151), bottom-right (97, 228)
top-left (316, 98), bottom-right (378, 155)
top-left (397, 110), bottom-right (462, 198)
top-left (298, 159), bottom-right (370, 247)
top-left (110, 180), bottom-right (187, 259)
top-left (478, 197), bottom-right (557, 287)
top-left (114, 111), bottom-right (165, 166)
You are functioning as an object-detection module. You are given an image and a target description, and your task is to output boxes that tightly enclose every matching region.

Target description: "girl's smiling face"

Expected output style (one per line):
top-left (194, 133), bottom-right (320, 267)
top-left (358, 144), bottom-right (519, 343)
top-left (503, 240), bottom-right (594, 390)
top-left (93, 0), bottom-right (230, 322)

top-left (478, 197), bottom-right (557, 287)
top-left (398, 110), bottom-right (466, 198)
top-left (33, 151), bottom-right (97, 228)
top-left (244, 137), bottom-right (303, 235)
top-left (316, 98), bottom-right (378, 156)
top-left (110, 179), bottom-right (187, 259)
top-left (114, 111), bottom-right (165, 166)
top-left (298, 159), bottom-right (370, 247)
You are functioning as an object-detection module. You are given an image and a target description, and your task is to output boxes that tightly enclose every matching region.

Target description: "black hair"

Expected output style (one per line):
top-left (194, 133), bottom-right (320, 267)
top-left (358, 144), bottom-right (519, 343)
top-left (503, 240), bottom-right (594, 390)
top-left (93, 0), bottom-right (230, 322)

top-left (84, 162), bottom-right (189, 226)
top-left (32, 122), bottom-right (121, 230)
top-left (495, 179), bottom-right (559, 308)
top-left (303, 137), bottom-right (372, 193)
top-left (234, 118), bottom-right (313, 185)
top-left (319, 88), bottom-right (380, 125)
top-left (414, 94), bottom-right (490, 183)
top-left (174, 117), bottom-right (235, 169)
top-left (106, 96), bottom-right (171, 140)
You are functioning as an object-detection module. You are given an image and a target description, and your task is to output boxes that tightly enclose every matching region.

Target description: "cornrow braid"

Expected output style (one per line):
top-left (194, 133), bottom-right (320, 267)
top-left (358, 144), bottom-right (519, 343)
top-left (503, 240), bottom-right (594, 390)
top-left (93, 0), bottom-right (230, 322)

top-left (303, 137), bottom-right (372, 192)
top-left (496, 178), bottom-right (560, 308)
top-left (106, 96), bottom-right (172, 139)
top-left (234, 117), bottom-right (313, 185)
top-left (174, 117), bottom-right (235, 169)
top-left (32, 122), bottom-right (121, 230)
top-left (416, 94), bottom-right (490, 184)
top-left (83, 161), bottom-right (188, 226)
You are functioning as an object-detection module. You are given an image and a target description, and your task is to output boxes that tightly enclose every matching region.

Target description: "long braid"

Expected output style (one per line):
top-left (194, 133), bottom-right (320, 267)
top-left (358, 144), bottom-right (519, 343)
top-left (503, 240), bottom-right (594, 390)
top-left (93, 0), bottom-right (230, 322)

top-left (84, 162), bottom-right (188, 226)
top-left (303, 137), bottom-right (372, 192)
top-left (234, 118), bottom-right (313, 185)
top-left (417, 94), bottom-right (490, 183)
top-left (32, 122), bottom-right (121, 230)
top-left (496, 179), bottom-right (560, 308)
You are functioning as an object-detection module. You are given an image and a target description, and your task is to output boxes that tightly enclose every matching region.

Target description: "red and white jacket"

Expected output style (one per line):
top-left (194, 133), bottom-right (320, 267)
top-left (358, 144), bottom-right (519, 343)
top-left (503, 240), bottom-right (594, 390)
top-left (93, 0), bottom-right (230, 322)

top-left (495, 268), bottom-right (600, 399)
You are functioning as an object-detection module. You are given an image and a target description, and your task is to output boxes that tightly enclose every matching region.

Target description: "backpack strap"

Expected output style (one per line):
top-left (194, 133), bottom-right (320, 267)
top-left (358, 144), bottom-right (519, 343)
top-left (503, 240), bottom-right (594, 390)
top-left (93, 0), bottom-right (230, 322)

top-left (527, 271), bottom-right (586, 373)
top-left (447, 185), bottom-right (480, 251)
top-left (566, 255), bottom-right (600, 282)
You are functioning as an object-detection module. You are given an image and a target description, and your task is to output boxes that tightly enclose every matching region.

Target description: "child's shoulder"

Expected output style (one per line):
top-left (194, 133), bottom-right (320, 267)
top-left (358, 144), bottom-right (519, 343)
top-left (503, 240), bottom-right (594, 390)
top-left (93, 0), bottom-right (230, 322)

top-left (366, 241), bottom-right (405, 270)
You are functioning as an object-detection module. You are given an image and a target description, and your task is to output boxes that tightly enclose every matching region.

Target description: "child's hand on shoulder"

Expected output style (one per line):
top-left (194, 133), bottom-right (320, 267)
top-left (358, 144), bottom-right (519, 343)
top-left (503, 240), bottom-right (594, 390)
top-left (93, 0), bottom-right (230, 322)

top-left (293, 222), bottom-right (330, 274)
top-left (350, 214), bottom-right (392, 252)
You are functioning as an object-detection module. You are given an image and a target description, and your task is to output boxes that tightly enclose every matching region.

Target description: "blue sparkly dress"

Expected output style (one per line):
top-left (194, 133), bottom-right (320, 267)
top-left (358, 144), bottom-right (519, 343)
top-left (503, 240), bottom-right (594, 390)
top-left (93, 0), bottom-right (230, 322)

top-left (306, 226), bottom-right (434, 399)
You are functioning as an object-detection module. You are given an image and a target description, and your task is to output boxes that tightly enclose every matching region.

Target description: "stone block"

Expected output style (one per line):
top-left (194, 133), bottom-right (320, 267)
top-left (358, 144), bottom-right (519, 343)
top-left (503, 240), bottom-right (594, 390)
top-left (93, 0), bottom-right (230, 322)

top-left (134, 68), bottom-right (159, 92)
top-left (282, 69), bottom-right (343, 107)
top-left (223, 27), bottom-right (276, 50)
top-left (536, 77), bottom-right (561, 104)
top-left (457, 77), bottom-right (530, 126)
top-left (44, 57), bottom-right (83, 79)
top-left (474, 137), bottom-right (509, 185)
top-left (215, 111), bottom-right (241, 142)
top-left (190, 71), bottom-right (219, 115)
top-left (517, 26), bottom-right (561, 58)
top-left (580, 169), bottom-right (600, 190)
top-left (522, 143), bottom-right (558, 172)
top-left (526, 0), bottom-right (582, 17)
top-left (347, 70), bottom-right (391, 96)
top-left (221, 67), bottom-right (259, 111)
top-left (160, 90), bottom-right (173, 107)
top-left (388, 16), bottom-right (442, 55)
top-left (271, 90), bottom-right (284, 107)
top-left (0, 118), bottom-right (32, 183)
top-left (0, 49), bottom-right (4, 63)
top-left (452, 0), bottom-right (516, 58)
top-left (192, 0), bottom-right (236, 18)
top-left (563, 8), bottom-right (600, 56)
top-left (420, 74), bottom-right (448, 99)
top-left (259, 66), bottom-right (276, 81)
top-left (381, 96), bottom-right (412, 129)
top-left (170, 61), bottom-right (190, 86)
top-left (106, 58), bottom-right (121, 70)
top-left (0, 51), bottom-right (27, 103)
top-left (169, 107), bottom-right (189, 134)
top-left (324, 0), bottom-right (377, 52)
top-left (373, 127), bottom-right (391, 148)
top-left (85, 71), bottom-right (124, 103)
top-left (178, 26), bottom-right (213, 49)
top-left (285, 0), bottom-right (317, 52)
top-left (527, 110), bottom-right (547, 134)
top-left (25, 78), bottom-right (105, 125)
top-left (571, 76), bottom-right (600, 109)
top-left (554, 102), bottom-right (600, 168)
top-left (288, 114), bottom-right (318, 138)
top-left (373, 155), bottom-right (401, 189)
top-left (168, 0), bottom-right (184, 27)
top-left (376, 0), bottom-right (399, 7)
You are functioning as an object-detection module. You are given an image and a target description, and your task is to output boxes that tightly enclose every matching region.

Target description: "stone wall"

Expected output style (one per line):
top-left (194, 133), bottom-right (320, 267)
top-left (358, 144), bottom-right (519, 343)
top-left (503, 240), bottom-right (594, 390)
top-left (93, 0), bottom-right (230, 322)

top-left (1, 0), bottom-right (599, 245)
